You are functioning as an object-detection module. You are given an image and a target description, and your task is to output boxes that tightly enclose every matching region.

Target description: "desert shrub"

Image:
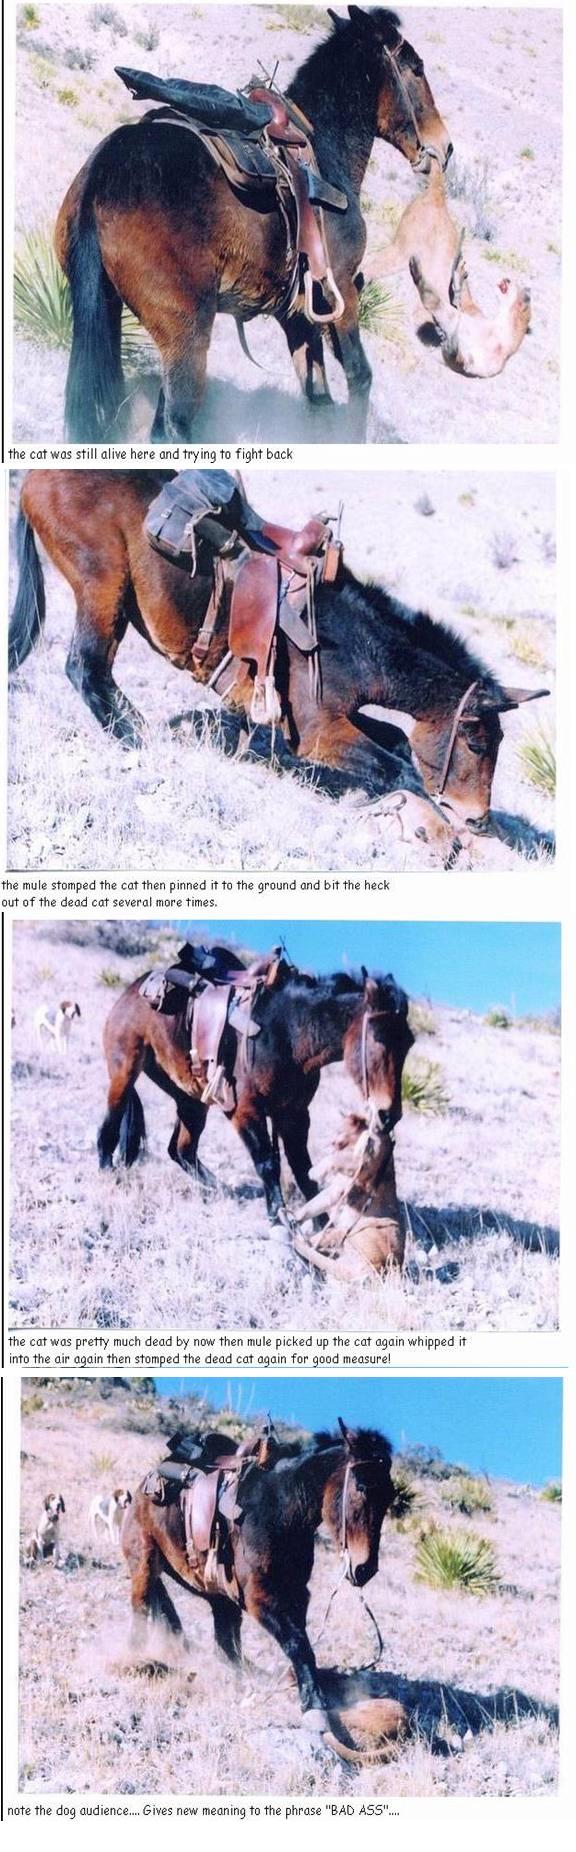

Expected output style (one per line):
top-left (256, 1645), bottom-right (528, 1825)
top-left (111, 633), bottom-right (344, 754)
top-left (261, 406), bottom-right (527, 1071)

top-left (491, 530), bottom-right (519, 570)
top-left (357, 279), bottom-right (401, 339)
top-left (57, 88), bottom-right (78, 107)
top-left (14, 225), bottom-right (150, 365)
top-left (414, 492), bottom-right (435, 517)
top-left (135, 23), bottom-right (160, 52)
top-left (415, 1526), bottom-right (499, 1594)
top-left (519, 727), bottom-right (556, 799)
top-left (88, 5), bottom-right (127, 34)
top-left (409, 1000), bottom-right (437, 1036)
top-left (484, 1006), bottom-right (512, 1029)
top-left (402, 1058), bottom-right (449, 1115)
top-left (390, 1468), bottom-right (421, 1525)
top-left (441, 1474), bottom-right (493, 1516)
top-left (19, 4), bottom-right (41, 28)
top-left (98, 967), bottom-right (125, 988)
top-left (63, 47), bottom-right (97, 71)
top-left (14, 227), bottom-right (72, 348)
top-left (540, 1481), bottom-right (562, 1503)
top-left (509, 625), bottom-right (547, 671)
top-left (445, 154), bottom-right (496, 242)
top-left (21, 1393), bottom-right (45, 1415)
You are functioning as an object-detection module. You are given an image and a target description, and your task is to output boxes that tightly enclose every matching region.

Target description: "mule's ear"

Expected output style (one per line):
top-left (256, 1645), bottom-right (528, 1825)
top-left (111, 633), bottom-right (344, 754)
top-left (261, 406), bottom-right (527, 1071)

top-left (338, 1416), bottom-right (353, 1449)
top-left (374, 705), bottom-right (418, 740)
top-left (347, 5), bottom-right (371, 31)
top-left (498, 685), bottom-right (550, 711)
top-left (328, 8), bottom-right (346, 29)
top-left (360, 963), bottom-right (369, 984)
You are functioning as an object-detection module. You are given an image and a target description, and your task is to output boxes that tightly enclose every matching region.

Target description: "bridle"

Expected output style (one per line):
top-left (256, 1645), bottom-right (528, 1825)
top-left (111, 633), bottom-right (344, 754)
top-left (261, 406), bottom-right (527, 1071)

top-left (383, 35), bottom-right (434, 170)
top-left (431, 678), bottom-right (482, 802)
top-left (360, 1004), bottom-right (400, 1105)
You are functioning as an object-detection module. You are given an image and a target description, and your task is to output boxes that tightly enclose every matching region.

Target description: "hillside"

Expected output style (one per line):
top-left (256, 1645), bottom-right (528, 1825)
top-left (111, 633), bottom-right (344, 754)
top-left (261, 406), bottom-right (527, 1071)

top-left (9, 923), bottom-right (560, 1331)
top-left (18, 1378), bottom-right (560, 1797)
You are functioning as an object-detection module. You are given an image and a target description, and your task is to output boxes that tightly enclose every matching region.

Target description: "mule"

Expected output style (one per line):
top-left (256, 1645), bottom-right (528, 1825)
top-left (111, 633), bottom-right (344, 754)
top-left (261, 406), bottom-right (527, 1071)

top-left (54, 7), bottom-right (452, 442)
top-left (97, 958), bottom-right (413, 1228)
top-left (9, 470), bottom-right (548, 830)
top-left (122, 1419), bottom-right (396, 1727)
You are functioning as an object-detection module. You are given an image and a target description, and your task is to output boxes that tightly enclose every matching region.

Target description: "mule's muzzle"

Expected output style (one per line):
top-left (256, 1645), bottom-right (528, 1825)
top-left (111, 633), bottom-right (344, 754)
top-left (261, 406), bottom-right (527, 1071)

top-left (348, 1558), bottom-right (377, 1589)
top-left (415, 132), bottom-right (453, 175)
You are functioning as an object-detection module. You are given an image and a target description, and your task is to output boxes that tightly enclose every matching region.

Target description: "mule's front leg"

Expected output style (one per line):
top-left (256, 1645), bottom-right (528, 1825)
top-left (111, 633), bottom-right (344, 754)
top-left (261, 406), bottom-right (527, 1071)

top-left (274, 1105), bottom-right (315, 1201)
top-left (232, 1107), bottom-right (289, 1232)
top-left (66, 612), bottom-right (144, 746)
top-left (328, 284), bottom-right (372, 438)
top-left (278, 310), bottom-right (331, 404)
top-left (245, 1584), bottom-right (326, 1726)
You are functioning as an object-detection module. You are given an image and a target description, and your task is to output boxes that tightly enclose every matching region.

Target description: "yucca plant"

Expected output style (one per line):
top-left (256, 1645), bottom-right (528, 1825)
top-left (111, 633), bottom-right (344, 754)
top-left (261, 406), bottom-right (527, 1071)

top-left (518, 726), bottom-right (556, 799)
top-left (415, 1526), bottom-right (499, 1594)
top-left (540, 1481), bottom-right (562, 1503)
top-left (484, 1006), bottom-right (511, 1029)
top-left (14, 224), bottom-right (152, 368)
top-left (357, 278), bottom-right (402, 340)
top-left (402, 1057), bottom-right (449, 1115)
top-left (98, 967), bottom-right (125, 988)
top-left (442, 1474), bottom-right (493, 1517)
top-left (390, 1468), bottom-right (420, 1525)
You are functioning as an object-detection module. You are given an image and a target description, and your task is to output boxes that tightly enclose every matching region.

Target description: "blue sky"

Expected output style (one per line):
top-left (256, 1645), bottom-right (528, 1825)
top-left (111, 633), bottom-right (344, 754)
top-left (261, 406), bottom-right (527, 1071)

top-left (154, 1377), bottom-right (562, 1486)
top-left (174, 922), bottom-right (560, 1016)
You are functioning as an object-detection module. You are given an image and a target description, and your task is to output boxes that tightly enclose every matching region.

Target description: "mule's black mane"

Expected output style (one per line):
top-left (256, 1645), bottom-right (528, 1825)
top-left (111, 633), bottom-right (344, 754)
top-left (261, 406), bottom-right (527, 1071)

top-left (318, 569), bottom-right (505, 706)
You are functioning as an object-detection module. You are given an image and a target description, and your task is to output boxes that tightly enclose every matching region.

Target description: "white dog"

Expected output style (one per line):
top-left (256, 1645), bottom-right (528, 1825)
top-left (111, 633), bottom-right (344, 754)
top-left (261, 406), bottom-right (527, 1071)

top-left (24, 1493), bottom-right (66, 1566)
top-left (89, 1487), bottom-right (132, 1546)
top-left (34, 999), bottom-right (81, 1054)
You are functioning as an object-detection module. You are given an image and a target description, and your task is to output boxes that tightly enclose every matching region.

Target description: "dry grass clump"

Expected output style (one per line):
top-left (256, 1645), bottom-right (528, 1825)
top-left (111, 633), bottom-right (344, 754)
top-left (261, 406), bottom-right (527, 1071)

top-left (540, 1482), bottom-right (562, 1504)
top-left (441, 1475), bottom-right (493, 1517)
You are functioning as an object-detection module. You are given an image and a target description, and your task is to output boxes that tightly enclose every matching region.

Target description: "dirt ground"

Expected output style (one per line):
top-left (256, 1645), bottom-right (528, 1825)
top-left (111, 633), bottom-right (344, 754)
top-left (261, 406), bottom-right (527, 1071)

top-left (9, 924), bottom-right (560, 1332)
top-left (7, 469), bottom-right (556, 872)
top-left (11, 4), bottom-right (562, 444)
top-left (18, 1380), bottom-right (561, 1796)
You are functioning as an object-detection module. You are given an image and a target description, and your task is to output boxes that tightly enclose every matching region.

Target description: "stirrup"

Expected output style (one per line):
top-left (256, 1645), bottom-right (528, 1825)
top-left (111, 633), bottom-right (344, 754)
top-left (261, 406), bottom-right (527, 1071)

top-left (250, 674), bottom-right (282, 726)
top-left (303, 266), bottom-right (345, 325)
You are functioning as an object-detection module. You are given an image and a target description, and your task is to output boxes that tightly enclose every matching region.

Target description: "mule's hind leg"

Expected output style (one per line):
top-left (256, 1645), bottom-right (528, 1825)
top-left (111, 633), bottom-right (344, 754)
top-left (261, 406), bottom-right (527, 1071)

top-left (98, 1053), bottom-right (145, 1170)
top-left (210, 1596), bottom-right (243, 1666)
top-left (66, 594), bottom-right (144, 746)
top-left (154, 293), bottom-right (217, 443)
top-left (151, 1578), bottom-right (189, 1650)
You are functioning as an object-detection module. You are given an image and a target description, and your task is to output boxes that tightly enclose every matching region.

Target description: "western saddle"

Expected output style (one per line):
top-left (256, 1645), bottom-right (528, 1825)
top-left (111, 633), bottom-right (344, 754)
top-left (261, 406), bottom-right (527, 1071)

top-left (115, 65), bottom-right (347, 325)
top-left (145, 468), bottom-right (343, 725)
top-left (142, 1421), bottom-right (279, 1598)
top-left (139, 938), bottom-right (290, 1110)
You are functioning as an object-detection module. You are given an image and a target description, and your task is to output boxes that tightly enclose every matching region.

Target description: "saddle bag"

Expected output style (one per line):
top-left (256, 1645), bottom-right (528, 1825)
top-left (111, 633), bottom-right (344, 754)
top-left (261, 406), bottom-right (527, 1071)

top-left (115, 67), bottom-right (273, 137)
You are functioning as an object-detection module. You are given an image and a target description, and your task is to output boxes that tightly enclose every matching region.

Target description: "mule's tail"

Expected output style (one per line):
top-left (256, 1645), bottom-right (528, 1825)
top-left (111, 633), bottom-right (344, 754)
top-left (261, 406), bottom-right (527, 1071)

top-left (118, 1087), bottom-right (147, 1166)
top-left (64, 196), bottom-right (125, 442)
top-left (8, 506), bottom-right (46, 670)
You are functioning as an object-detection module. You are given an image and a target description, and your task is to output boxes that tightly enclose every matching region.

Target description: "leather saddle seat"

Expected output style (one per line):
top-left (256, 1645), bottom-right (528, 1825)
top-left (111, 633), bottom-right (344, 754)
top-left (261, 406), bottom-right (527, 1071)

top-left (142, 1422), bottom-right (278, 1596)
top-left (144, 469), bottom-right (343, 726)
top-left (139, 941), bottom-right (287, 1110)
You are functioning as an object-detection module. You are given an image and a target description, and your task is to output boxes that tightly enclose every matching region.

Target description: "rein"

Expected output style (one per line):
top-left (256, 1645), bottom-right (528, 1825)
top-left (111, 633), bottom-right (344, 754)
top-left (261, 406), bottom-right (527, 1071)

top-left (433, 678), bottom-right (481, 800)
top-left (359, 1005), bottom-right (398, 1103)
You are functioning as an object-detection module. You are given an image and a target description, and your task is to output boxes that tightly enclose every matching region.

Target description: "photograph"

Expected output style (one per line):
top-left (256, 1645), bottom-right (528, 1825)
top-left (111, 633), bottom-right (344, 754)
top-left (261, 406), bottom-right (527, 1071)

top-left (7, 468), bottom-right (556, 872)
top-left (18, 1374), bottom-right (562, 1795)
top-left (11, 4), bottom-right (561, 445)
top-left (9, 918), bottom-right (560, 1332)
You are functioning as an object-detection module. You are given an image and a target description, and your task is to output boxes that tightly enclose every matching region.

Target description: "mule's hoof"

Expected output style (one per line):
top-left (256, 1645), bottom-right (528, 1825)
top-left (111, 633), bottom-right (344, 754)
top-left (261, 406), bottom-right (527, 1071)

top-left (301, 1708), bottom-right (330, 1733)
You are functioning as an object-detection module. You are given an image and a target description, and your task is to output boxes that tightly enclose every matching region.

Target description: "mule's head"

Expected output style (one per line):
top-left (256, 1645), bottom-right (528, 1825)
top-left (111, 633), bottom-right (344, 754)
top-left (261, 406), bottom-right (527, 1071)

top-left (323, 1422), bottom-right (395, 1586)
top-left (343, 973), bottom-right (413, 1131)
top-left (381, 685), bottom-right (550, 827)
top-left (331, 7), bottom-right (452, 171)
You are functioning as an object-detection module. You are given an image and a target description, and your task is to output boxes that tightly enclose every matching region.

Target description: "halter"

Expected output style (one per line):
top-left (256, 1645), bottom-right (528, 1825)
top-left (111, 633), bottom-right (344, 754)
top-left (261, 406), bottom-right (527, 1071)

top-left (383, 35), bottom-right (431, 169)
top-left (432, 678), bottom-right (481, 801)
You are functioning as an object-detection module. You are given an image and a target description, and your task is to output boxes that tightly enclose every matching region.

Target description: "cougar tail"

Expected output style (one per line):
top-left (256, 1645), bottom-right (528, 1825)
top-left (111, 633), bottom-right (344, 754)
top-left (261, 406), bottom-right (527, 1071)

top-left (64, 192), bottom-right (125, 442)
top-left (118, 1087), bottom-right (147, 1166)
top-left (8, 506), bottom-right (46, 670)
top-left (322, 1731), bottom-right (400, 1767)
